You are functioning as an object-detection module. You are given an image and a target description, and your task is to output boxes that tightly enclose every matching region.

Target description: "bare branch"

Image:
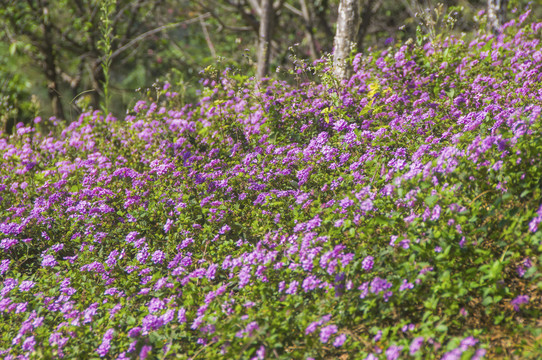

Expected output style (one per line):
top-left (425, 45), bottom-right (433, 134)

top-left (299, 0), bottom-right (319, 59)
top-left (106, 13), bottom-right (212, 63)
top-left (273, 0), bottom-right (285, 12)
top-left (200, 17), bottom-right (217, 58)
top-left (283, 3), bottom-right (303, 17)
top-left (225, 0), bottom-right (259, 32)
top-left (114, 0), bottom-right (145, 41)
top-left (246, 0), bottom-right (261, 16)
top-left (200, 1), bottom-right (254, 32)
top-left (73, 0), bottom-right (86, 16)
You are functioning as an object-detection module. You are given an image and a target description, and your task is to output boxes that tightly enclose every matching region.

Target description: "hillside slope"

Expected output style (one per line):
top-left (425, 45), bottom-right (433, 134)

top-left (1, 11), bottom-right (542, 359)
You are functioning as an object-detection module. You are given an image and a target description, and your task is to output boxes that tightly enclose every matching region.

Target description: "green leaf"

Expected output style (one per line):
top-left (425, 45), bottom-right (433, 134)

top-left (482, 296), bottom-right (492, 306)
top-left (9, 42), bottom-right (17, 56)
top-left (424, 195), bottom-right (438, 207)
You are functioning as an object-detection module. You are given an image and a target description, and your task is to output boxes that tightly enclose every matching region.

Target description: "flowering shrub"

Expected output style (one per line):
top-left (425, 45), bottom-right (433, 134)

top-left (1, 11), bottom-right (542, 360)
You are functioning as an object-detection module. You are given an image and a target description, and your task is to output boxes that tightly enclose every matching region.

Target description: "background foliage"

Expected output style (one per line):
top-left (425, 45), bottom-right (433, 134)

top-left (1, 0), bottom-right (540, 132)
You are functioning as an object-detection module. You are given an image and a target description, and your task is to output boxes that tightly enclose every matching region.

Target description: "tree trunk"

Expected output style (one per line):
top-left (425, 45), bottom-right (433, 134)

top-left (487, 0), bottom-right (508, 34)
top-left (41, 2), bottom-right (65, 120)
top-left (256, 0), bottom-right (273, 80)
top-left (91, 62), bottom-right (106, 111)
top-left (333, 0), bottom-right (361, 81)
top-left (356, 0), bottom-right (377, 53)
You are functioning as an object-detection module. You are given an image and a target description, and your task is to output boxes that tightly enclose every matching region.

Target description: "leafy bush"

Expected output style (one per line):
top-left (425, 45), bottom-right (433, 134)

top-left (1, 10), bottom-right (542, 360)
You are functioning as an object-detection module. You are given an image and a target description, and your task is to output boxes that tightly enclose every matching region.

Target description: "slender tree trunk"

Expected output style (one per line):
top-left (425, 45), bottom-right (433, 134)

top-left (299, 0), bottom-right (319, 60)
top-left (91, 62), bottom-right (105, 111)
top-left (41, 2), bottom-right (65, 120)
top-left (356, 0), bottom-right (377, 52)
top-left (487, 0), bottom-right (508, 34)
top-left (256, 0), bottom-right (273, 80)
top-left (333, 0), bottom-right (361, 81)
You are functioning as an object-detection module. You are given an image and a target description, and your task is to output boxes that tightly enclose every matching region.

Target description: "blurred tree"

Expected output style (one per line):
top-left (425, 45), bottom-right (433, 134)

top-left (487, 0), bottom-right (508, 33)
top-left (256, 0), bottom-right (274, 79)
top-left (0, 0), bottom-right (208, 120)
top-left (1, 0), bottom-right (538, 126)
top-left (333, 0), bottom-right (361, 81)
top-left (299, 0), bottom-right (319, 59)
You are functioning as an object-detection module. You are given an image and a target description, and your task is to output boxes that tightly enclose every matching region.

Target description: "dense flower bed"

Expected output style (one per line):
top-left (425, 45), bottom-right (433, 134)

top-left (1, 11), bottom-right (542, 359)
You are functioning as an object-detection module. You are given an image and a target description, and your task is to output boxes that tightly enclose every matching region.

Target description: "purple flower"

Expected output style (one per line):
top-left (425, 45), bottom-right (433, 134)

top-left (177, 308), bottom-right (186, 323)
top-left (333, 333), bottom-right (347, 347)
top-left (96, 329), bottom-right (115, 357)
top-left (238, 265), bottom-right (252, 288)
top-left (332, 119), bottom-right (349, 132)
top-left (472, 348), bottom-right (487, 360)
top-left (142, 314), bottom-right (164, 333)
top-left (117, 352), bottom-right (130, 360)
top-left (106, 250), bottom-right (119, 267)
top-left (370, 277), bottom-right (392, 294)
top-left (140, 345), bottom-right (152, 359)
top-left (148, 298), bottom-right (165, 313)
top-left (151, 250), bottom-right (166, 264)
top-left (236, 321), bottom-right (259, 338)
top-left (41, 255), bottom-right (57, 268)
top-left (320, 325), bottom-right (338, 343)
top-left (206, 264), bottom-right (218, 280)
top-left (16, 302), bottom-right (28, 313)
top-left (529, 216), bottom-right (541, 233)
top-left (128, 327), bottom-right (142, 338)
top-left (305, 321), bottom-right (319, 335)
top-left (296, 167), bottom-right (312, 186)
top-left (362, 256), bottom-right (374, 271)
top-left (163, 219), bottom-right (174, 233)
top-left (218, 224), bottom-right (231, 235)
top-left (511, 295), bottom-right (529, 311)
top-left (385, 345), bottom-right (403, 360)
top-left (460, 336), bottom-right (478, 350)
top-left (285, 280), bottom-right (298, 295)
top-left (0, 238), bottom-right (18, 250)
top-left (19, 281), bottom-right (35, 292)
top-left (358, 281), bottom-right (369, 298)
top-left (339, 197), bottom-right (354, 209)
top-left (399, 279), bottom-right (414, 291)
top-left (0, 259), bottom-right (10, 275)
top-left (431, 205), bottom-right (441, 221)
top-left (302, 276), bottom-right (321, 293)
top-left (441, 349), bottom-right (462, 360)
top-left (410, 336), bottom-right (424, 355)
top-left (160, 309), bottom-right (175, 324)
top-left (22, 336), bottom-right (36, 352)
top-left (108, 304), bottom-right (125, 322)
top-left (137, 246), bottom-right (149, 264)
top-left (255, 345), bottom-right (265, 359)
top-left (125, 231), bottom-right (139, 244)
